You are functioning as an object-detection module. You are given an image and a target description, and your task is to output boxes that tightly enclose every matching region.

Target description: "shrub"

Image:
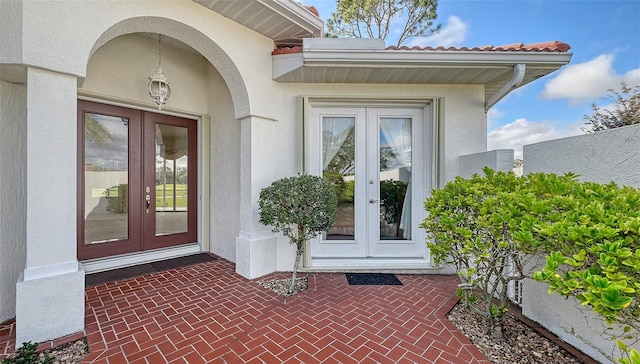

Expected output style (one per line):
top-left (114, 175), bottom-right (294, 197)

top-left (1, 342), bottom-right (53, 364)
top-left (380, 180), bottom-right (408, 237)
top-left (528, 177), bottom-right (640, 363)
top-left (105, 184), bottom-right (128, 214)
top-left (323, 171), bottom-right (354, 204)
top-left (421, 169), bottom-right (550, 336)
top-left (258, 175), bottom-right (337, 294)
top-left (341, 180), bottom-right (355, 203)
top-left (322, 171), bottom-right (346, 202)
top-left (422, 168), bottom-right (640, 361)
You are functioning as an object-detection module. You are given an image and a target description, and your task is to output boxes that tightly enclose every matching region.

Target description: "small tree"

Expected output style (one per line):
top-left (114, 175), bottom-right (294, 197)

top-left (326, 0), bottom-right (441, 47)
top-left (258, 175), bottom-right (338, 295)
top-left (583, 82), bottom-right (640, 133)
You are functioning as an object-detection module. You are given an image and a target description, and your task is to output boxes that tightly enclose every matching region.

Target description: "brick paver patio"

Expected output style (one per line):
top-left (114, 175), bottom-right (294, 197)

top-left (1, 255), bottom-right (490, 363)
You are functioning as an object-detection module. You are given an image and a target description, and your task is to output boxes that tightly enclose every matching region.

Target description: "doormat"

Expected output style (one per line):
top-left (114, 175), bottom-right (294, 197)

top-left (345, 273), bottom-right (403, 286)
top-left (85, 253), bottom-right (215, 286)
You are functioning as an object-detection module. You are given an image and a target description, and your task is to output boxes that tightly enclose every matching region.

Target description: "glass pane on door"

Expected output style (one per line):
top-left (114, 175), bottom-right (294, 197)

top-left (322, 117), bottom-right (356, 240)
top-left (155, 124), bottom-right (188, 235)
top-left (379, 118), bottom-right (411, 240)
top-left (84, 113), bottom-right (129, 244)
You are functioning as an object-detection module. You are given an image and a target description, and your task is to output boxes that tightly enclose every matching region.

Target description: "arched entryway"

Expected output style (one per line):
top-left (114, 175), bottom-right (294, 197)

top-left (13, 7), bottom-right (261, 345)
top-left (79, 24), bottom-right (246, 267)
top-left (86, 16), bottom-right (251, 119)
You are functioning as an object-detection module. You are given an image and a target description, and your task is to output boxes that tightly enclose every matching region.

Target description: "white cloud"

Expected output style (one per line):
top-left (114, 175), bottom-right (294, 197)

top-left (541, 54), bottom-right (640, 104)
top-left (488, 118), bottom-right (583, 159)
top-left (487, 107), bottom-right (503, 128)
top-left (623, 68), bottom-right (640, 86)
top-left (406, 16), bottom-right (467, 48)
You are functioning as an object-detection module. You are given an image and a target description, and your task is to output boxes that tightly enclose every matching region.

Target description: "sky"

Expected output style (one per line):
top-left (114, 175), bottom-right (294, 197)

top-left (301, 0), bottom-right (640, 159)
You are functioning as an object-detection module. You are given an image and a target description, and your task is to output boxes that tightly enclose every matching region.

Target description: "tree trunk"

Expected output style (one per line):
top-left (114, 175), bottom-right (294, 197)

top-left (289, 226), bottom-right (306, 295)
top-left (289, 245), bottom-right (304, 294)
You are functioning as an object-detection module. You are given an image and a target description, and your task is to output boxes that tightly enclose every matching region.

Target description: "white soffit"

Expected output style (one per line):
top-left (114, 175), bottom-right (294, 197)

top-left (192, 0), bottom-right (323, 46)
top-left (273, 39), bottom-right (572, 104)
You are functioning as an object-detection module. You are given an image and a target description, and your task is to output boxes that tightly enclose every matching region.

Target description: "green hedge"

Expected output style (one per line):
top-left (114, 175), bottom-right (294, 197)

top-left (421, 168), bottom-right (640, 361)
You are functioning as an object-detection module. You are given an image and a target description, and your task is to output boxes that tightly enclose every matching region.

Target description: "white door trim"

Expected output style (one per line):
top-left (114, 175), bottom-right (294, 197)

top-left (81, 243), bottom-right (201, 273)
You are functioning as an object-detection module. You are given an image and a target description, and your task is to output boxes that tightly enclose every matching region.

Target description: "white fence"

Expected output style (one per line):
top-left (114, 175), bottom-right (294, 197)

top-left (521, 124), bottom-right (640, 363)
top-left (458, 149), bottom-right (514, 179)
top-left (524, 124), bottom-right (640, 186)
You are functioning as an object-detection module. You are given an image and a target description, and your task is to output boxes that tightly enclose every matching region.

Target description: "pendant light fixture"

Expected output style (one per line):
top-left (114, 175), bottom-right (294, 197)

top-left (148, 34), bottom-right (171, 110)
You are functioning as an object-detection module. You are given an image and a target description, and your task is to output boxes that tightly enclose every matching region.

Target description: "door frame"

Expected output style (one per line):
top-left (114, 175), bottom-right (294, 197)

top-left (302, 97), bottom-right (438, 270)
top-left (77, 97), bottom-right (209, 267)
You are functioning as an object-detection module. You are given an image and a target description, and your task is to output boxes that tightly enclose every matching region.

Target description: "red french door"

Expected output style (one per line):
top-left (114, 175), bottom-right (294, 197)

top-left (77, 101), bottom-right (197, 260)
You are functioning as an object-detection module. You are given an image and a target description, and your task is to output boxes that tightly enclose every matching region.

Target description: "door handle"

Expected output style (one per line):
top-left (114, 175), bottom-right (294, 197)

top-left (145, 194), bottom-right (151, 213)
top-left (369, 199), bottom-right (378, 204)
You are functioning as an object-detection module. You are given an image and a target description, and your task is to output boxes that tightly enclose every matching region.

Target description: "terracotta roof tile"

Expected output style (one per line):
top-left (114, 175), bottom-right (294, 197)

top-left (272, 46), bottom-right (303, 55)
top-left (272, 40), bottom-right (571, 55)
top-left (304, 5), bottom-right (319, 17)
top-left (386, 41), bottom-right (571, 52)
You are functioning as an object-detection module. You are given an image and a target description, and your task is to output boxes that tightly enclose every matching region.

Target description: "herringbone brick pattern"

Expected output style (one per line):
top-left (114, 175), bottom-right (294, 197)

top-left (0, 319), bottom-right (15, 358)
top-left (2, 256), bottom-right (490, 363)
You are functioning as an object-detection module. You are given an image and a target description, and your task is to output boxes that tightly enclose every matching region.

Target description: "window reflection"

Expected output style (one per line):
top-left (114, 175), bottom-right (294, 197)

top-left (379, 118), bottom-right (411, 240)
top-left (155, 124), bottom-right (188, 235)
top-left (322, 117), bottom-right (356, 240)
top-left (84, 113), bottom-right (129, 244)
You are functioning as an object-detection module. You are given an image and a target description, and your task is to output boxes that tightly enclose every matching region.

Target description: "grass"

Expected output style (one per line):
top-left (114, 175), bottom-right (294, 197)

top-left (156, 184), bottom-right (187, 208)
top-left (100, 184), bottom-right (188, 208)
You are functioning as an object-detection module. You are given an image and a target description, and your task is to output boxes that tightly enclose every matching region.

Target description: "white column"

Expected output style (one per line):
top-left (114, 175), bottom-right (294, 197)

top-left (235, 115), bottom-right (278, 279)
top-left (16, 67), bottom-right (84, 344)
top-left (0, 81), bottom-right (27, 324)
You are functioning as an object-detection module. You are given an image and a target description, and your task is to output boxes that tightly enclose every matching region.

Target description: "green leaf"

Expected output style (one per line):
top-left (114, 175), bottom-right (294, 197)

top-left (617, 339), bottom-right (628, 352)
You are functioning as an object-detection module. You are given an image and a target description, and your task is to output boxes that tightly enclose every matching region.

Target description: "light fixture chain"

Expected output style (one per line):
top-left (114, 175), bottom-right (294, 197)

top-left (148, 33), bottom-right (171, 110)
top-left (158, 34), bottom-right (162, 68)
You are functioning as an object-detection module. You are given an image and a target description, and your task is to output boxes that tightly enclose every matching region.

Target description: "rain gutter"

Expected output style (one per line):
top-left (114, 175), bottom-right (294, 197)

top-left (485, 63), bottom-right (526, 111)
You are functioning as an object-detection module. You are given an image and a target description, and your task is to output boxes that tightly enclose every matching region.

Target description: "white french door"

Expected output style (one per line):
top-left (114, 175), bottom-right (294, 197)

top-left (308, 105), bottom-right (431, 266)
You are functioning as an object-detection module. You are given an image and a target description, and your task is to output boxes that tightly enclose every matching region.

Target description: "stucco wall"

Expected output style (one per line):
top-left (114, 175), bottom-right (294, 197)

top-left (522, 274), bottom-right (620, 363)
top-left (208, 66), bottom-right (241, 262)
top-left (0, 81), bottom-right (27, 322)
top-left (81, 34), bottom-right (209, 113)
top-left (524, 124), bottom-right (640, 187)
top-left (0, 1), bottom-right (23, 66)
top-left (522, 125), bottom-right (640, 363)
top-left (458, 149), bottom-right (514, 179)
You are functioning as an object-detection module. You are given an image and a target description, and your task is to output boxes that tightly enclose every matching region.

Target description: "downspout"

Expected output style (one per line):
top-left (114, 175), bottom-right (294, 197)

top-left (485, 64), bottom-right (526, 111)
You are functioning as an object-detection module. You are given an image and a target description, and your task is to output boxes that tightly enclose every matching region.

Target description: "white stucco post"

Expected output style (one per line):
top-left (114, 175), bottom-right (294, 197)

top-left (235, 116), bottom-right (278, 279)
top-left (0, 81), bottom-right (27, 324)
top-left (15, 67), bottom-right (85, 344)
